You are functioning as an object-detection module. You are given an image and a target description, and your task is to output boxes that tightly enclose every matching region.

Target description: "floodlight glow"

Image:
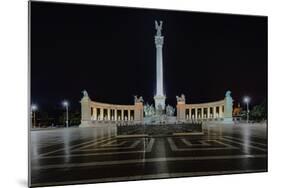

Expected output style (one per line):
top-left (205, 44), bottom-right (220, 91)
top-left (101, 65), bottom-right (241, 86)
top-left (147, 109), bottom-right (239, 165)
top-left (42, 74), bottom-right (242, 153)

top-left (62, 100), bottom-right (69, 107)
top-left (243, 96), bottom-right (250, 103)
top-left (31, 104), bottom-right (37, 111)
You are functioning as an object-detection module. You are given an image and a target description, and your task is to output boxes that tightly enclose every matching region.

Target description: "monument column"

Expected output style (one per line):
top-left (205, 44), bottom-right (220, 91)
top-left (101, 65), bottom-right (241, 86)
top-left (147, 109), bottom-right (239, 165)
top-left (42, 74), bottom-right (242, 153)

top-left (154, 20), bottom-right (166, 111)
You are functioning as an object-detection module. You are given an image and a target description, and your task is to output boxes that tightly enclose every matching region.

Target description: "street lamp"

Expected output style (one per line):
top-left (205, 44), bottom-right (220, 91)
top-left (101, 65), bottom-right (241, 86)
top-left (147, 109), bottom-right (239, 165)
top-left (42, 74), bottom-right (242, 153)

top-left (243, 96), bottom-right (250, 123)
top-left (31, 104), bottom-right (37, 128)
top-left (62, 100), bottom-right (69, 128)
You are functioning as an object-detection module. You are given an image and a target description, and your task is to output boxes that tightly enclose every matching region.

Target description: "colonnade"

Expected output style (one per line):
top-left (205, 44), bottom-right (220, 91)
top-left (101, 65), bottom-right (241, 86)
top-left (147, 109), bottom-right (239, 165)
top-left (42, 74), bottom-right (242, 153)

top-left (184, 104), bottom-right (224, 120)
top-left (80, 90), bottom-right (233, 127)
top-left (90, 106), bottom-right (135, 121)
top-left (176, 91), bottom-right (233, 123)
top-left (80, 93), bottom-right (144, 127)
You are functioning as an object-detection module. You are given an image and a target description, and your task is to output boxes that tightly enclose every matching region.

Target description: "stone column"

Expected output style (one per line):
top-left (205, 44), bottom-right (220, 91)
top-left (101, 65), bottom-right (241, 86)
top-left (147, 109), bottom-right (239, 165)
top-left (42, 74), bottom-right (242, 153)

top-left (93, 108), bottom-right (97, 120)
top-left (114, 109), bottom-right (117, 121)
top-left (201, 108), bottom-right (204, 119)
top-left (219, 106), bottom-right (223, 118)
top-left (100, 108), bottom-right (104, 121)
top-left (128, 110), bottom-right (131, 121)
top-left (213, 106), bottom-right (216, 118)
top-left (207, 107), bottom-right (210, 119)
top-left (107, 109), bottom-right (110, 120)
top-left (131, 113), bottom-right (134, 121)
top-left (121, 109), bottom-right (124, 121)
top-left (195, 108), bottom-right (198, 120)
top-left (111, 109), bottom-right (114, 121)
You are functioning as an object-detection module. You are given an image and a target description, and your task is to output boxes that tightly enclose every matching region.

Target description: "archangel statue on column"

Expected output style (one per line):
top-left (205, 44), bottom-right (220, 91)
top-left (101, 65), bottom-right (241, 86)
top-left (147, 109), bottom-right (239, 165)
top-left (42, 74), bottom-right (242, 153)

top-left (155, 20), bottom-right (163, 36)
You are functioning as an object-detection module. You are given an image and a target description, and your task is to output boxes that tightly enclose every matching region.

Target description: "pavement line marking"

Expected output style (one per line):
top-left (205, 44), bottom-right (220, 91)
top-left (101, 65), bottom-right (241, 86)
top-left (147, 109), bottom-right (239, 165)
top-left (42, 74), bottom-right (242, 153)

top-left (223, 136), bottom-right (267, 147)
top-left (78, 140), bottom-right (141, 152)
top-left (199, 140), bottom-right (211, 146)
top-left (34, 142), bottom-right (65, 150)
top-left (38, 137), bottom-right (113, 157)
top-left (101, 140), bottom-right (127, 147)
top-left (36, 150), bottom-right (148, 159)
top-left (221, 137), bottom-right (267, 152)
top-left (32, 154), bottom-right (267, 170)
top-left (31, 169), bottom-right (267, 187)
top-left (68, 137), bottom-right (115, 152)
top-left (74, 137), bottom-right (116, 150)
top-left (212, 140), bottom-right (240, 149)
top-left (145, 138), bottom-right (155, 152)
top-left (167, 138), bottom-right (237, 151)
top-left (34, 137), bottom-right (99, 149)
top-left (167, 138), bottom-right (178, 151)
top-left (181, 139), bottom-right (211, 146)
top-left (35, 138), bottom-right (155, 159)
top-left (248, 134), bottom-right (268, 140)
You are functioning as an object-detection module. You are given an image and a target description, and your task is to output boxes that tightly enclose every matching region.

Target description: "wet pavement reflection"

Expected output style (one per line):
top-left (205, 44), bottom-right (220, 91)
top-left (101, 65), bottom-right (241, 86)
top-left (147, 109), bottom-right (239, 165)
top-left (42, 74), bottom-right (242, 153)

top-left (30, 123), bottom-right (267, 187)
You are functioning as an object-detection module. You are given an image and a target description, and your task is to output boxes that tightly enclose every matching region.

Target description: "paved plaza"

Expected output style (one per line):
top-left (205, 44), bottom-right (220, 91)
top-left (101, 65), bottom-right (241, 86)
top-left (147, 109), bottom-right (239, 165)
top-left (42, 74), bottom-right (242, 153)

top-left (30, 124), bottom-right (267, 187)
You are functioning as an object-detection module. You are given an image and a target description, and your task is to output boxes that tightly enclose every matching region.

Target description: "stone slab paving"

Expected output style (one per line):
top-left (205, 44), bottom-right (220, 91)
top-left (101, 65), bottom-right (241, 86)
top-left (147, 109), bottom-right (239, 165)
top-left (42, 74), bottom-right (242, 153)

top-left (30, 124), bottom-right (267, 187)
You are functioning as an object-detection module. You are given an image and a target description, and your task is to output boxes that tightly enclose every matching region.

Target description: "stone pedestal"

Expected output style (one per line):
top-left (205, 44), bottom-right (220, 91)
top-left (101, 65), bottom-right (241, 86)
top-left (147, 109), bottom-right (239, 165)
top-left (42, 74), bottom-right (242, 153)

top-left (223, 90), bottom-right (234, 124)
top-left (154, 95), bottom-right (166, 112)
top-left (177, 101), bottom-right (186, 122)
top-left (80, 94), bottom-right (92, 127)
top-left (134, 101), bottom-right (144, 123)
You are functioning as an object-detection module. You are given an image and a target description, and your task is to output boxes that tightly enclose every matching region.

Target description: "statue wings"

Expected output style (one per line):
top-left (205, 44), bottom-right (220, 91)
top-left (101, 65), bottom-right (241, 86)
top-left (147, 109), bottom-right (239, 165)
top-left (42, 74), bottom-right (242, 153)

top-left (155, 20), bottom-right (163, 36)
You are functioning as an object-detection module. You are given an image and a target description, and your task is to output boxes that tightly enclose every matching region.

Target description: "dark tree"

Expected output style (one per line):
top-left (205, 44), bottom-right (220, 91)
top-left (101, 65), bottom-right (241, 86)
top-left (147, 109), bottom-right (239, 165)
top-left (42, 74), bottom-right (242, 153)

top-left (249, 100), bottom-right (267, 122)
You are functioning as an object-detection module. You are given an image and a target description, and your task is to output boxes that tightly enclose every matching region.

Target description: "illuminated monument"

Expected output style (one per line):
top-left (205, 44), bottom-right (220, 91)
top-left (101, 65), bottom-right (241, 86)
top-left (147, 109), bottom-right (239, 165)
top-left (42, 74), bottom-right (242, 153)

top-left (154, 21), bottom-right (166, 113)
top-left (79, 21), bottom-right (233, 127)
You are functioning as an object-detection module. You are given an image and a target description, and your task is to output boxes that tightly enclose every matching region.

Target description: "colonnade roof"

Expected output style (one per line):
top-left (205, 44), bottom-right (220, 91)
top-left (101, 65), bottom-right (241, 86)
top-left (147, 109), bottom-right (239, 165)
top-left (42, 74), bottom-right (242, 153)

top-left (185, 99), bottom-right (225, 108)
top-left (91, 101), bottom-right (135, 109)
top-left (91, 99), bottom-right (225, 109)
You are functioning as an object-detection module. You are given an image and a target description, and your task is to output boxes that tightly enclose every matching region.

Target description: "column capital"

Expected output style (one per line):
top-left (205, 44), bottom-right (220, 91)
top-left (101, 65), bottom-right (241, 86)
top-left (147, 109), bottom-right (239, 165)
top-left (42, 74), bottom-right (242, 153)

top-left (155, 36), bottom-right (164, 46)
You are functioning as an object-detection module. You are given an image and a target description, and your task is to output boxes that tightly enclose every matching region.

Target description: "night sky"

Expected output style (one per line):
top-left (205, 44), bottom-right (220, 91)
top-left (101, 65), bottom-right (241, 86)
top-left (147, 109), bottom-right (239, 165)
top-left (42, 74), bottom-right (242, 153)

top-left (31, 1), bottom-right (267, 112)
